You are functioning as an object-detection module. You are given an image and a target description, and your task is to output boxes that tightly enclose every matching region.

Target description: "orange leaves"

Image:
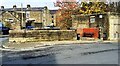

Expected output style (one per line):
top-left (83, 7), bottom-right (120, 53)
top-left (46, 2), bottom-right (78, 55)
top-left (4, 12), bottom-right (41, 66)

top-left (55, 2), bottom-right (111, 29)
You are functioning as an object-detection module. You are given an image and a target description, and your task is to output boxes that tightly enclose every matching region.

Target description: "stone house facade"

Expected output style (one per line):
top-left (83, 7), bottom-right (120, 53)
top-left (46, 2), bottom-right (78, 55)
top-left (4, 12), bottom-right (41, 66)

top-left (108, 14), bottom-right (120, 41)
top-left (72, 15), bottom-right (89, 29)
top-left (72, 14), bottom-right (109, 39)
top-left (49, 10), bottom-right (58, 26)
top-left (0, 10), bottom-right (22, 30)
top-left (0, 5), bottom-right (58, 30)
top-left (72, 13), bottom-right (120, 41)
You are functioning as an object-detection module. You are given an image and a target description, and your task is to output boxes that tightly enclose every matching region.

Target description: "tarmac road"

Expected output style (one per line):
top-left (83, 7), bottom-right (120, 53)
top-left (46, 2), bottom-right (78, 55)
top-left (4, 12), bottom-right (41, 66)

top-left (1, 43), bottom-right (119, 64)
top-left (0, 36), bottom-right (9, 46)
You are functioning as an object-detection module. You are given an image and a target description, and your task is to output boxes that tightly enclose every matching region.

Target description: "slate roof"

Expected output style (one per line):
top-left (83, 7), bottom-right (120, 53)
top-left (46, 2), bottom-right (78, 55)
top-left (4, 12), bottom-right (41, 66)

top-left (49, 10), bottom-right (58, 14)
top-left (0, 7), bottom-right (45, 11)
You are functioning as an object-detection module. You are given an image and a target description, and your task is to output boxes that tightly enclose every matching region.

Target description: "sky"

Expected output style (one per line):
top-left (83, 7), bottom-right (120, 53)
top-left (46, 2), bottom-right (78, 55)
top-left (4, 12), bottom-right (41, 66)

top-left (0, 0), bottom-right (119, 9)
top-left (0, 0), bottom-right (58, 9)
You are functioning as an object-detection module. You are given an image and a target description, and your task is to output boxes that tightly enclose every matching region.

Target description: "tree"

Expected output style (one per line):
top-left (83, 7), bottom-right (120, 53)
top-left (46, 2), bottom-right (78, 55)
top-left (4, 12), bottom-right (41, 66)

top-left (55, 0), bottom-right (78, 29)
top-left (55, 1), bottom-right (109, 29)
top-left (107, 1), bottom-right (120, 15)
top-left (78, 2), bottom-right (109, 15)
top-left (108, 2), bottom-right (116, 13)
top-left (116, 1), bottom-right (120, 14)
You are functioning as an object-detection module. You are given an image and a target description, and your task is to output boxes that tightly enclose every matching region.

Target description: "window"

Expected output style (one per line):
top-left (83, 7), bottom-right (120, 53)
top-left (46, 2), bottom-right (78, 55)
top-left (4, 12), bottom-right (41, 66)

top-left (26, 12), bottom-right (30, 18)
top-left (52, 15), bottom-right (54, 18)
top-left (118, 33), bottom-right (120, 38)
top-left (114, 33), bottom-right (116, 38)
top-left (52, 20), bottom-right (54, 23)
top-left (114, 33), bottom-right (120, 38)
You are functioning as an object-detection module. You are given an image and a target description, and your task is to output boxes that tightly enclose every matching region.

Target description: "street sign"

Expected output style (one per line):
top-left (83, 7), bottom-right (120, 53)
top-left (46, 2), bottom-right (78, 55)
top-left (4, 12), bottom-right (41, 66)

top-left (90, 16), bottom-right (95, 23)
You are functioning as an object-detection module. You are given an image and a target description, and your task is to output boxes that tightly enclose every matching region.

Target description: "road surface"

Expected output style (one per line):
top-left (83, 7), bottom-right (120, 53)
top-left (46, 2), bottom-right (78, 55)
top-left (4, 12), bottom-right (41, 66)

top-left (0, 36), bottom-right (9, 46)
top-left (1, 42), bottom-right (119, 64)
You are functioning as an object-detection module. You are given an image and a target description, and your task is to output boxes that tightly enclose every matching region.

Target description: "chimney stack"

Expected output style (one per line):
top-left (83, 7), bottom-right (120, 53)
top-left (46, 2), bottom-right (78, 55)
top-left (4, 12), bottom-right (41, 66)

top-left (1, 6), bottom-right (4, 10)
top-left (27, 4), bottom-right (31, 10)
top-left (13, 5), bottom-right (17, 8)
top-left (27, 4), bottom-right (31, 8)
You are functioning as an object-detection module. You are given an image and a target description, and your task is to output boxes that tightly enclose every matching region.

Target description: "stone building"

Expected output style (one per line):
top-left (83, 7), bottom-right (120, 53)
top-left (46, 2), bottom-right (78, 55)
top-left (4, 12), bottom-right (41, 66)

top-left (49, 10), bottom-right (58, 26)
top-left (0, 5), bottom-right (58, 30)
top-left (108, 14), bottom-right (120, 41)
top-left (72, 13), bottom-right (120, 41)
top-left (72, 15), bottom-right (89, 29)
top-left (72, 14), bottom-right (109, 39)
top-left (0, 7), bottom-right (22, 30)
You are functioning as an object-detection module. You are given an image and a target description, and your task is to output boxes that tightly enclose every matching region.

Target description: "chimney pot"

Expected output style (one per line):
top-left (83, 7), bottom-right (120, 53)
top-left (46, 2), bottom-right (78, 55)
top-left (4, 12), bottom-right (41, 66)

top-left (27, 4), bottom-right (31, 8)
top-left (1, 6), bottom-right (4, 9)
top-left (13, 5), bottom-right (17, 8)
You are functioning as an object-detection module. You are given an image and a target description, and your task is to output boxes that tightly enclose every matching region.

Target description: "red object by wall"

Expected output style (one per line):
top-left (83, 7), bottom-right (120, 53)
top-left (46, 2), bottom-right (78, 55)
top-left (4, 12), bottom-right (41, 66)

top-left (83, 28), bottom-right (99, 39)
top-left (77, 28), bottom-right (99, 39)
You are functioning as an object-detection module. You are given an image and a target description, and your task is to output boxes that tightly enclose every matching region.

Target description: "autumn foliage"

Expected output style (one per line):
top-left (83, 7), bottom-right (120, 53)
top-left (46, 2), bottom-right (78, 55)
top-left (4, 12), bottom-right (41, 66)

top-left (55, 1), bottom-right (110, 29)
top-left (56, 1), bottom-right (78, 29)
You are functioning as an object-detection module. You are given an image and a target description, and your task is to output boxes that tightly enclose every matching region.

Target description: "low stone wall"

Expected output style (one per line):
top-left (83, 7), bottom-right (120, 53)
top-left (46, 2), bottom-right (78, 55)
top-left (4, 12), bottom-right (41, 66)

top-left (9, 30), bottom-right (76, 42)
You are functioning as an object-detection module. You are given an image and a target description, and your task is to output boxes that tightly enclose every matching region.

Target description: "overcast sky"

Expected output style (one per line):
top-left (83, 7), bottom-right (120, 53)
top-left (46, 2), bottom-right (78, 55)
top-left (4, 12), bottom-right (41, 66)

top-left (0, 0), bottom-right (119, 9)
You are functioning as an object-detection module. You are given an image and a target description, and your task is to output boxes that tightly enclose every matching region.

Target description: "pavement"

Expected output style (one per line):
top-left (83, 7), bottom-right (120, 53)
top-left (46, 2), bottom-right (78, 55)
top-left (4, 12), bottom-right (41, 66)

top-left (0, 40), bottom-right (118, 51)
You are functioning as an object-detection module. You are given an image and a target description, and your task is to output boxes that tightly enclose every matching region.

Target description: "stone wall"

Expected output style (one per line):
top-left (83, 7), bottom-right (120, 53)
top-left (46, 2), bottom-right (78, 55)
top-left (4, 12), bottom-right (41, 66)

top-left (72, 15), bottom-right (89, 29)
top-left (9, 30), bottom-right (76, 42)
